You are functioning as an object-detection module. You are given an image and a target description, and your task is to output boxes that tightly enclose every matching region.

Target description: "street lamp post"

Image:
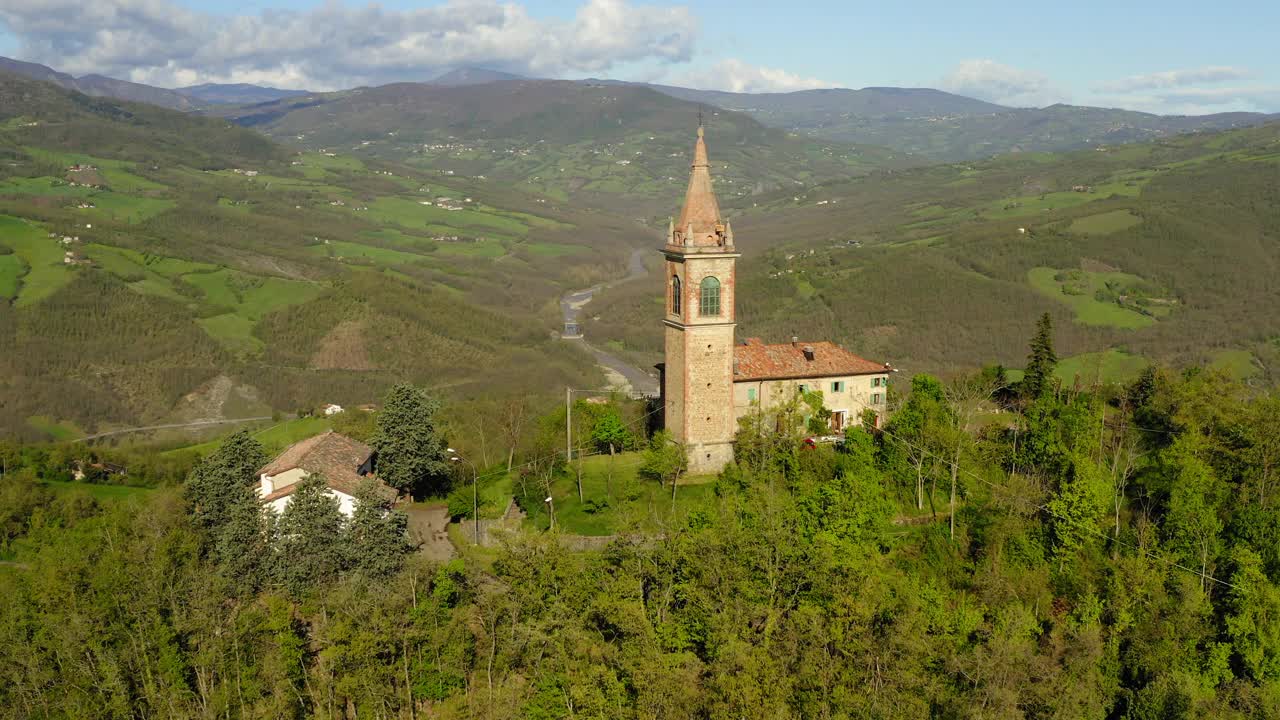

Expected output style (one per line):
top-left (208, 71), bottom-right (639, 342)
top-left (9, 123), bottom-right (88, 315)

top-left (447, 448), bottom-right (479, 544)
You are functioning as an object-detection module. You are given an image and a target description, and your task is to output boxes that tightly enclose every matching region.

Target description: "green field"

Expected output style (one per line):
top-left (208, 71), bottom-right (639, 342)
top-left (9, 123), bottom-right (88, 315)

top-left (0, 253), bottom-right (23, 299)
top-left (26, 415), bottom-right (83, 441)
top-left (1209, 349), bottom-right (1259, 380)
top-left (197, 314), bottom-right (264, 355)
top-left (518, 453), bottom-right (719, 536)
top-left (311, 240), bottom-right (431, 266)
top-left (1069, 209), bottom-right (1143, 235)
top-left (171, 416), bottom-right (334, 458)
top-left (39, 480), bottom-right (155, 501)
top-left (0, 215), bottom-right (72, 306)
top-left (522, 241), bottom-right (585, 257)
top-left (183, 270), bottom-right (322, 352)
top-left (1027, 267), bottom-right (1156, 328)
top-left (22, 149), bottom-right (168, 192)
top-left (1055, 350), bottom-right (1149, 385)
top-left (986, 177), bottom-right (1147, 220)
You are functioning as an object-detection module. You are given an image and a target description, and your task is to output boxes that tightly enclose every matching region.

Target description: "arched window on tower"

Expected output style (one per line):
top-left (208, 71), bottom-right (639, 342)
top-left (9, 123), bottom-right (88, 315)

top-left (699, 276), bottom-right (721, 317)
top-left (671, 275), bottom-right (681, 315)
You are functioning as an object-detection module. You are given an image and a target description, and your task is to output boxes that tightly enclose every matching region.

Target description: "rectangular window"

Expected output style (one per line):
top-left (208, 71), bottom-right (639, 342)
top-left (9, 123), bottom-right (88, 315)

top-left (798, 384), bottom-right (807, 394)
top-left (831, 381), bottom-right (844, 393)
top-left (871, 393), bottom-right (883, 404)
top-left (747, 388), bottom-right (757, 402)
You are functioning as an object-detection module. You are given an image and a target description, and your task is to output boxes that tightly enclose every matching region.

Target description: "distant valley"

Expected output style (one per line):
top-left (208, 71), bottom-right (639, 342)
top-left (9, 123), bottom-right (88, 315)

top-left (1, 56), bottom-right (1278, 441)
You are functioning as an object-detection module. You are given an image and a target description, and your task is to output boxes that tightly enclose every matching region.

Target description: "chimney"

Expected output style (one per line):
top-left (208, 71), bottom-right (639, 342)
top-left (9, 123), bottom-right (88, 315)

top-left (803, 346), bottom-right (815, 361)
top-left (791, 336), bottom-right (799, 347)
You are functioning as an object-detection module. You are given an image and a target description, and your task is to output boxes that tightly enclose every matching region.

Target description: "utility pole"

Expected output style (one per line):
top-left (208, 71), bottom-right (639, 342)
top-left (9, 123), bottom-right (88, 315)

top-left (565, 386), bottom-right (572, 464)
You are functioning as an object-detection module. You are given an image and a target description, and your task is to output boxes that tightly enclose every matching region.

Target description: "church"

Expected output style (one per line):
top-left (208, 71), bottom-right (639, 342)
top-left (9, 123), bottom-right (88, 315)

top-left (656, 126), bottom-right (892, 474)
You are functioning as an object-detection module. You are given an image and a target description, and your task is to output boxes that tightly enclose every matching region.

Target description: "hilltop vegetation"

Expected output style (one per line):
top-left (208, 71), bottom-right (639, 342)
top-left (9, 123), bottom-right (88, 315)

top-left (0, 71), bottom-right (638, 439)
top-left (5, 337), bottom-right (1280, 717)
top-left (588, 121), bottom-right (1280, 386)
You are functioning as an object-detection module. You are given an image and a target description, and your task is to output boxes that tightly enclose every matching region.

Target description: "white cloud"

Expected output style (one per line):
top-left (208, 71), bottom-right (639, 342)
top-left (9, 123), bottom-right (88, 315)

top-left (674, 58), bottom-right (832, 93)
top-left (940, 59), bottom-right (1068, 108)
top-left (1098, 66), bottom-right (1249, 93)
top-left (0, 0), bottom-right (699, 90)
top-left (1091, 86), bottom-right (1280, 116)
top-left (1090, 66), bottom-right (1279, 114)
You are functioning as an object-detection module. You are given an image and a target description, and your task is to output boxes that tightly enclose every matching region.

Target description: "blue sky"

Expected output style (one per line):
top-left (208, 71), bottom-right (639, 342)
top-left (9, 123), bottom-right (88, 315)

top-left (1, 0), bottom-right (1276, 113)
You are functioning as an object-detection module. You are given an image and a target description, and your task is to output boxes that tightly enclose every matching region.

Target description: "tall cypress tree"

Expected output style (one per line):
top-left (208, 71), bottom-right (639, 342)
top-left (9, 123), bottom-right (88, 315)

top-left (186, 429), bottom-right (267, 533)
top-left (370, 384), bottom-right (450, 498)
top-left (347, 479), bottom-right (411, 578)
top-left (275, 474), bottom-right (350, 593)
top-left (1022, 312), bottom-right (1058, 400)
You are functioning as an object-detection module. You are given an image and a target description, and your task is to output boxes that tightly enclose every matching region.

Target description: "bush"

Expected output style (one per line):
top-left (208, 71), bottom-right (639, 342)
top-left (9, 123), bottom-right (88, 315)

top-left (446, 483), bottom-right (474, 520)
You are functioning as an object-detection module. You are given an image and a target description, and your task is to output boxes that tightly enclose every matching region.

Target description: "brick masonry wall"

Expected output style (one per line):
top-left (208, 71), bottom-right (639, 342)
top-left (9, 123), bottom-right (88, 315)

top-left (663, 251), bottom-right (739, 474)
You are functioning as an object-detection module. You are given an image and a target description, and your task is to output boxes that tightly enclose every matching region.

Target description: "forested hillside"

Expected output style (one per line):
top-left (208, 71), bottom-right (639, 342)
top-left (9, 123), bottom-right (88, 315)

top-left (589, 121), bottom-right (1280, 387)
top-left (214, 79), bottom-right (907, 217)
top-left (0, 71), bottom-right (638, 440)
top-left (3, 325), bottom-right (1280, 718)
top-left (645, 82), bottom-right (1280, 161)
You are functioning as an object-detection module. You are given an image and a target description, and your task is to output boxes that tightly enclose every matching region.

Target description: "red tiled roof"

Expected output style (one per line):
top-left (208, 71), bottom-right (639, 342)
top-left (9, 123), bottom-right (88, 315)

top-left (733, 339), bottom-right (887, 382)
top-left (259, 431), bottom-right (396, 502)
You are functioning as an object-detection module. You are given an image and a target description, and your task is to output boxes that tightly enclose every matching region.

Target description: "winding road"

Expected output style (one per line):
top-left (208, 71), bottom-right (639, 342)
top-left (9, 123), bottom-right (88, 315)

top-left (560, 248), bottom-right (659, 397)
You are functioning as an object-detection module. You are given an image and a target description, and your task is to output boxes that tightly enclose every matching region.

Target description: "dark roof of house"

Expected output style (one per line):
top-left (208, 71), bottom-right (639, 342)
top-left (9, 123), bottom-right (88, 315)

top-left (259, 431), bottom-right (396, 502)
top-left (733, 338), bottom-right (888, 382)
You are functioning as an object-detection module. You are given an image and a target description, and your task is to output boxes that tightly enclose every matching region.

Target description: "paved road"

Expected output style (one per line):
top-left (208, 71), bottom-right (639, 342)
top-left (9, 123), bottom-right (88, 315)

top-left (75, 416), bottom-right (273, 442)
top-left (560, 248), bottom-right (659, 396)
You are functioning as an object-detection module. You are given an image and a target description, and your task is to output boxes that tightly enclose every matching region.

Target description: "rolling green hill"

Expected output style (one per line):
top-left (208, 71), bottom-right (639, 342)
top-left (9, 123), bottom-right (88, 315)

top-left (214, 79), bottom-right (908, 217)
top-left (641, 83), bottom-right (1279, 161)
top-left (587, 121), bottom-right (1280, 385)
top-left (0, 71), bottom-right (633, 440)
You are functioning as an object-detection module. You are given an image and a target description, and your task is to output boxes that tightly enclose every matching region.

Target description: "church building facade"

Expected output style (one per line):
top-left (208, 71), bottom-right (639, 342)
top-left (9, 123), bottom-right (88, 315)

top-left (658, 126), bottom-right (891, 474)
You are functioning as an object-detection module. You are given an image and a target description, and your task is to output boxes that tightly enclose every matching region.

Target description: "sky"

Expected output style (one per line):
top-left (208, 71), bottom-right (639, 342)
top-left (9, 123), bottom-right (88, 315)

top-left (0, 0), bottom-right (1277, 115)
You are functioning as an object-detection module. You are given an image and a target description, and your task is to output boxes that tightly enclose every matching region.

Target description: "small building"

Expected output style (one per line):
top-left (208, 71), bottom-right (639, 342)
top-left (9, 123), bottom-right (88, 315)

top-left (257, 431), bottom-right (396, 516)
top-left (321, 403), bottom-right (344, 416)
top-left (732, 338), bottom-right (889, 432)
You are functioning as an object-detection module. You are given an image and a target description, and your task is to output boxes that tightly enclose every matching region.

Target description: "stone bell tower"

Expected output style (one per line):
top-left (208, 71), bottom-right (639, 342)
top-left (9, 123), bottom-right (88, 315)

top-left (660, 125), bottom-right (739, 474)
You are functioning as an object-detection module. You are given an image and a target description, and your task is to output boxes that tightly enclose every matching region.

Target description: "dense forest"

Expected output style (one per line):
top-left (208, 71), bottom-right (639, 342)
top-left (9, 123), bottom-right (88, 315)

top-left (2, 318), bottom-right (1280, 718)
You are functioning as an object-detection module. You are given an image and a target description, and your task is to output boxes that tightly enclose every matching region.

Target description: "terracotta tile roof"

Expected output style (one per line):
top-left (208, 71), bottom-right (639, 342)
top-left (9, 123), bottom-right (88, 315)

top-left (259, 431), bottom-right (396, 503)
top-left (733, 338), bottom-right (888, 382)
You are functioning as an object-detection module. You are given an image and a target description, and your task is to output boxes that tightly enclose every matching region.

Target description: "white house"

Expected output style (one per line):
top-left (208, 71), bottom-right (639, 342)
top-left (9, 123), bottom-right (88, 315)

top-left (257, 431), bottom-right (396, 516)
top-left (322, 403), bottom-right (344, 416)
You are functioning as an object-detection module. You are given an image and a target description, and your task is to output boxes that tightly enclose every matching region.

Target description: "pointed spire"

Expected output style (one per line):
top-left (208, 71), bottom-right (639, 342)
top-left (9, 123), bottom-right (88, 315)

top-left (674, 123), bottom-right (724, 247)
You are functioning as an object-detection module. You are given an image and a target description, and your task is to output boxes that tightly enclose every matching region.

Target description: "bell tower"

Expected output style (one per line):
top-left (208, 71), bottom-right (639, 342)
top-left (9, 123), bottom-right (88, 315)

top-left (660, 125), bottom-right (739, 473)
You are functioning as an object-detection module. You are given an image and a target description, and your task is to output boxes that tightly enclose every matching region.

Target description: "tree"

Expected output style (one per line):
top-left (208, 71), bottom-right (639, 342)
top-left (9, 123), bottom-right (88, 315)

top-left (1165, 438), bottom-right (1224, 593)
top-left (639, 431), bottom-right (688, 506)
top-left (883, 374), bottom-right (952, 511)
top-left (346, 479), bottom-right (411, 578)
top-left (498, 395), bottom-right (531, 475)
top-left (1225, 547), bottom-right (1280, 682)
top-left (370, 383), bottom-right (450, 498)
top-left (1046, 454), bottom-right (1110, 562)
top-left (214, 487), bottom-right (274, 593)
top-left (944, 372), bottom-right (1003, 538)
top-left (1022, 312), bottom-right (1058, 400)
top-left (591, 408), bottom-right (632, 499)
top-left (274, 474), bottom-right (350, 592)
top-left (185, 429), bottom-right (266, 534)
top-left (801, 389), bottom-right (832, 436)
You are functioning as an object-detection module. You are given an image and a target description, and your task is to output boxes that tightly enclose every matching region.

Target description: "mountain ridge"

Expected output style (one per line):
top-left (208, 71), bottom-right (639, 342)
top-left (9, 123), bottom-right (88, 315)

top-left (176, 83), bottom-right (311, 105)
